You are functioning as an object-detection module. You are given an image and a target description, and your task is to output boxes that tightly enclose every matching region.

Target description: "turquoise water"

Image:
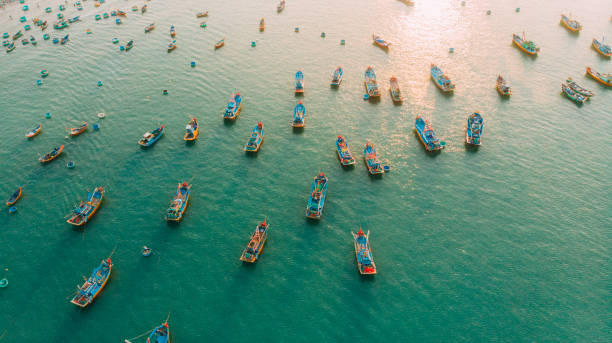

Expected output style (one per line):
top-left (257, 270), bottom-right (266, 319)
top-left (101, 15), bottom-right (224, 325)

top-left (1, 0), bottom-right (610, 341)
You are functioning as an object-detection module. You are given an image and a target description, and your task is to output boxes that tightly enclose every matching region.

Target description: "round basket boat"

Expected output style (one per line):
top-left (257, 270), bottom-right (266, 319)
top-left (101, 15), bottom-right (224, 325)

top-left (66, 161), bottom-right (75, 169)
top-left (363, 94), bottom-right (370, 100)
top-left (8, 206), bottom-right (17, 214)
top-left (142, 246), bottom-right (152, 257)
top-left (383, 165), bottom-right (391, 172)
top-left (0, 279), bottom-right (7, 288)
top-left (97, 112), bottom-right (106, 119)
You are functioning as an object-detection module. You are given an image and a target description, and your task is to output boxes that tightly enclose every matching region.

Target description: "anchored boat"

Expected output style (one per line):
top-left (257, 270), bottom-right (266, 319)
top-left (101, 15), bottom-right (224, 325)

top-left (138, 126), bottom-right (164, 147)
top-left (292, 101), bottom-right (305, 128)
top-left (125, 40), bottom-right (134, 51)
top-left (389, 76), bottom-right (402, 103)
top-left (592, 38), bottom-right (611, 57)
top-left (244, 122), bottom-right (264, 152)
top-left (415, 116), bottom-right (445, 152)
top-left (67, 187), bottom-right (104, 226)
top-left (306, 172), bottom-right (328, 219)
top-left (295, 71), bottom-right (304, 94)
top-left (6, 187), bottom-right (22, 206)
top-left (26, 124), bottom-right (42, 138)
top-left (335, 135), bottom-right (355, 166)
top-left (561, 83), bottom-right (586, 104)
top-left (184, 117), bottom-right (199, 141)
top-left (560, 14), bottom-right (582, 32)
top-left (566, 78), bottom-right (593, 97)
top-left (364, 66), bottom-right (381, 98)
top-left (496, 75), bottom-right (512, 96)
top-left (144, 23), bottom-right (155, 33)
top-left (224, 92), bottom-right (243, 120)
top-left (512, 33), bottom-right (539, 55)
top-left (70, 258), bottom-right (112, 308)
top-left (363, 142), bottom-right (384, 175)
top-left (352, 229), bottom-right (376, 275)
top-left (60, 34), bottom-right (69, 45)
top-left (196, 11), bottom-right (208, 18)
top-left (167, 39), bottom-right (177, 51)
top-left (259, 18), bottom-right (265, 31)
top-left (214, 38), bottom-right (225, 49)
top-left (69, 121), bottom-right (87, 136)
top-left (277, 0), bottom-right (286, 13)
top-left (170, 25), bottom-right (176, 37)
top-left (466, 112), bottom-right (484, 146)
top-left (240, 220), bottom-right (269, 263)
top-left (39, 145), bottom-right (64, 163)
top-left (166, 182), bottom-right (190, 222)
top-left (372, 34), bottom-right (390, 49)
top-left (147, 322), bottom-right (170, 343)
top-left (330, 66), bottom-right (343, 87)
top-left (586, 67), bottom-right (611, 86)
top-left (430, 64), bottom-right (455, 92)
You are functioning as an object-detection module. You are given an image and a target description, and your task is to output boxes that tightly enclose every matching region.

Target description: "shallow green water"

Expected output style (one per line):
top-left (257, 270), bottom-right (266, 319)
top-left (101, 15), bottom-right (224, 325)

top-left (0, 0), bottom-right (610, 341)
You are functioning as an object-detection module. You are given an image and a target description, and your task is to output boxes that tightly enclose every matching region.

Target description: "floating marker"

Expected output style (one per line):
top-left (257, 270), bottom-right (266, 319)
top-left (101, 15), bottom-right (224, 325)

top-left (66, 161), bottom-right (75, 169)
top-left (97, 81), bottom-right (103, 87)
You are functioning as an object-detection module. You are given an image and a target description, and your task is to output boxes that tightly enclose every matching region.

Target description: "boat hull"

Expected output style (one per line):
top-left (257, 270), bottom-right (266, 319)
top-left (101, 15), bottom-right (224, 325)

top-left (166, 186), bottom-right (190, 222)
top-left (6, 187), bottom-right (22, 206)
top-left (586, 67), bottom-right (612, 86)
top-left (39, 145), bottom-right (64, 163)
top-left (26, 125), bottom-right (42, 138)
top-left (67, 188), bottom-right (104, 226)
top-left (512, 35), bottom-right (538, 55)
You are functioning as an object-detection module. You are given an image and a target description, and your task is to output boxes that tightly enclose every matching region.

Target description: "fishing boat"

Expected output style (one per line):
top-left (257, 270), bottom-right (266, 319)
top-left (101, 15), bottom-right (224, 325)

top-left (415, 115), bottom-right (445, 152)
top-left (259, 18), bottom-right (265, 31)
top-left (335, 135), bottom-right (355, 166)
top-left (184, 117), bottom-right (198, 141)
top-left (330, 66), bottom-right (343, 87)
top-left (67, 187), bottom-right (104, 226)
top-left (5, 42), bottom-right (15, 52)
top-left (305, 172), bottom-right (328, 219)
top-left (147, 322), bottom-right (170, 343)
top-left (586, 67), bottom-right (612, 86)
top-left (144, 23), bottom-right (155, 33)
top-left (26, 124), bottom-right (42, 138)
top-left (389, 76), bottom-right (402, 103)
top-left (39, 145), bottom-right (64, 163)
top-left (138, 126), bottom-right (165, 147)
top-left (12, 31), bottom-right (22, 40)
top-left (60, 34), bottom-right (69, 45)
top-left (292, 101), bottom-right (305, 128)
top-left (512, 33), bottom-right (539, 55)
top-left (352, 229), bottom-right (376, 275)
top-left (244, 122), bottom-right (264, 152)
top-left (561, 83), bottom-right (586, 104)
top-left (200, 21), bottom-right (207, 28)
top-left (68, 16), bottom-right (80, 23)
top-left (566, 78), bottom-right (594, 97)
top-left (69, 121), bottom-right (87, 136)
top-left (295, 71), bottom-right (304, 94)
top-left (166, 182), bottom-right (190, 222)
top-left (592, 38), bottom-right (611, 58)
top-left (141, 4), bottom-right (148, 13)
top-left (372, 34), bottom-right (391, 49)
top-left (214, 38), bottom-right (225, 49)
top-left (54, 20), bottom-right (68, 29)
top-left (125, 40), bottom-right (134, 51)
top-left (167, 40), bottom-right (176, 52)
top-left (430, 64), bottom-right (455, 92)
top-left (223, 92), bottom-right (243, 120)
top-left (466, 112), bottom-right (484, 145)
top-left (6, 187), bottom-right (22, 206)
top-left (277, 0), bottom-right (285, 13)
top-left (70, 258), bottom-right (112, 307)
top-left (363, 142), bottom-right (384, 175)
top-left (560, 14), bottom-right (582, 32)
top-left (196, 11), bottom-right (209, 18)
top-left (364, 66), bottom-right (381, 98)
top-left (240, 220), bottom-right (269, 263)
top-left (117, 10), bottom-right (127, 17)
top-left (41, 21), bottom-right (48, 30)
top-left (29, 36), bottom-right (36, 45)
top-left (21, 38), bottom-right (28, 46)
top-left (170, 25), bottom-right (176, 37)
top-left (131, 5), bottom-right (138, 12)
top-left (496, 75), bottom-right (512, 96)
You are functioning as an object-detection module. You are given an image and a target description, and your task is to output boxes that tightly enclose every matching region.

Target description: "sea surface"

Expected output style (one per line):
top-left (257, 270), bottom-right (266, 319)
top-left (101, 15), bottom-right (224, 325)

top-left (0, 0), bottom-right (610, 342)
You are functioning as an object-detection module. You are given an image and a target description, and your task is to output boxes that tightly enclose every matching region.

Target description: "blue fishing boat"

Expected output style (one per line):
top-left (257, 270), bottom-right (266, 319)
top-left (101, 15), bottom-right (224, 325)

top-left (167, 39), bottom-right (177, 51)
top-left (68, 16), bottom-right (80, 23)
top-left (560, 14), bottom-right (582, 32)
top-left (295, 71), bottom-right (304, 94)
top-left (292, 101), bottom-right (305, 128)
top-left (138, 125), bottom-right (164, 147)
top-left (352, 229), bottom-right (376, 275)
top-left (166, 182), bottom-right (190, 222)
top-left (430, 64), bottom-right (455, 92)
top-left (244, 122), bottom-right (264, 152)
top-left (54, 20), bottom-right (68, 29)
top-left (335, 135), bottom-right (355, 166)
top-left (363, 142), bottom-right (384, 175)
top-left (223, 92), bottom-right (243, 120)
top-left (305, 172), bottom-right (328, 219)
top-left (330, 66), bottom-right (343, 87)
top-left (39, 145), bottom-right (64, 163)
top-left (6, 187), bottom-right (22, 206)
top-left (364, 66), bottom-right (381, 98)
top-left (125, 40), bottom-right (134, 51)
top-left (561, 83), bottom-right (586, 104)
top-left (466, 112), bottom-right (484, 146)
top-left (70, 258), bottom-right (112, 308)
top-left (145, 23), bottom-right (155, 33)
top-left (512, 33), bottom-right (539, 55)
top-left (415, 115), bottom-right (445, 152)
top-left (240, 220), bottom-right (269, 263)
top-left (372, 34), bottom-right (391, 49)
top-left (67, 187), bottom-right (104, 226)
top-left (592, 38), bottom-right (611, 58)
top-left (147, 322), bottom-right (170, 343)
top-left (5, 42), bottom-right (15, 52)
top-left (60, 34), bottom-right (69, 45)
top-left (12, 30), bottom-right (23, 40)
top-left (566, 78), bottom-right (593, 98)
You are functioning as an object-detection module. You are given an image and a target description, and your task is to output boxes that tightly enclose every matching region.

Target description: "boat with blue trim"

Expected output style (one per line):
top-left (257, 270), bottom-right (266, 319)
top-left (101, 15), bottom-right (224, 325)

top-left (561, 83), bottom-right (586, 104)
top-left (224, 92), bottom-right (243, 120)
top-left (330, 66), bottom-right (343, 87)
top-left (389, 76), bottom-right (402, 103)
top-left (68, 16), bottom-right (80, 23)
top-left (214, 38), bottom-right (224, 49)
top-left (292, 101), bottom-right (305, 128)
top-left (54, 21), bottom-right (68, 29)
top-left (512, 33), bottom-right (539, 55)
top-left (335, 135), bottom-right (355, 166)
top-left (5, 42), bottom-right (15, 52)
top-left (167, 39), bottom-right (176, 51)
top-left (364, 66), bottom-right (380, 98)
top-left (592, 38), bottom-right (611, 58)
top-left (560, 14), bottom-right (582, 32)
top-left (372, 34), bottom-right (390, 49)
top-left (586, 67), bottom-right (611, 87)
top-left (145, 23), bottom-right (155, 33)
top-left (138, 125), bottom-right (164, 147)
top-left (466, 112), bottom-right (484, 145)
top-left (415, 115), bottom-right (445, 152)
top-left (352, 229), bottom-right (376, 275)
top-left (12, 30), bottom-right (23, 40)
top-left (240, 220), bottom-right (269, 263)
top-left (69, 121), bottom-right (87, 136)
top-left (244, 122), bottom-right (264, 152)
top-left (496, 75), bottom-right (512, 96)
top-left (295, 71), bottom-right (304, 94)
top-left (363, 142), bottom-right (384, 175)
top-left (306, 172), bottom-right (328, 219)
top-left (26, 124), bottom-right (42, 138)
top-left (430, 64), bottom-right (455, 92)
top-left (70, 258), bottom-right (112, 307)
top-left (166, 182), bottom-right (190, 222)
top-left (184, 117), bottom-right (198, 141)
top-left (60, 34), bottom-right (69, 45)
top-left (39, 145), bottom-right (64, 163)
top-left (147, 322), bottom-right (170, 343)
top-left (566, 78), bottom-right (593, 98)
top-left (67, 187), bottom-right (104, 226)
top-left (6, 187), bottom-right (22, 206)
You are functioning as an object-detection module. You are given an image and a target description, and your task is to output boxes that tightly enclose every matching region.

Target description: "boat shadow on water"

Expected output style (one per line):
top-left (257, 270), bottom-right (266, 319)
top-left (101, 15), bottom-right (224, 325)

top-left (223, 119), bottom-right (237, 127)
top-left (292, 126), bottom-right (305, 134)
top-left (464, 142), bottom-right (480, 153)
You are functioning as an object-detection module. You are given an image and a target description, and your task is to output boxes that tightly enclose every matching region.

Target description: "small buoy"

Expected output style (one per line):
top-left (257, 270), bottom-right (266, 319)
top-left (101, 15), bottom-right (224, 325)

top-left (97, 112), bottom-right (106, 119)
top-left (340, 39), bottom-right (345, 45)
top-left (8, 207), bottom-right (17, 214)
top-left (486, 10), bottom-right (491, 15)
top-left (36, 80), bottom-right (42, 86)
top-left (321, 32), bottom-right (325, 38)
top-left (0, 279), bottom-right (8, 287)
top-left (190, 61), bottom-right (196, 67)
top-left (45, 112), bottom-right (51, 119)
top-left (516, 7), bottom-right (520, 12)
top-left (142, 246), bottom-right (152, 257)
top-left (92, 123), bottom-right (99, 131)
top-left (449, 47), bottom-right (454, 53)
top-left (66, 161), bottom-right (75, 169)
top-left (251, 41), bottom-right (256, 47)
top-left (294, 27), bottom-right (299, 32)
top-left (162, 89), bottom-right (168, 95)
top-left (363, 94), bottom-right (370, 100)
top-left (97, 81), bottom-right (103, 87)
top-left (383, 165), bottom-right (391, 172)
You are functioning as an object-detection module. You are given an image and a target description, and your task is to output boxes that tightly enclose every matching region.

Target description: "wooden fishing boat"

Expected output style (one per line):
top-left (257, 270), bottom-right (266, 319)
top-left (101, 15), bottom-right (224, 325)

top-left (170, 25), bottom-right (176, 37)
top-left (41, 21), bottom-right (48, 30)
top-left (560, 14), bottom-right (582, 33)
top-left (12, 30), bottom-right (23, 40)
top-left (244, 122), bottom-right (264, 152)
top-left (141, 4), bottom-right (147, 13)
top-left (166, 182), bottom-right (190, 222)
top-left (54, 21), bottom-right (68, 30)
top-left (125, 40), bottom-right (134, 51)
top-left (363, 142), bottom-right (384, 175)
top-left (25, 124), bottom-right (42, 138)
top-left (512, 33), bottom-right (539, 55)
top-left (295, 71), bottom-right (304, 94)
top-left (430, 64), bottom-right (455, 92)
top-left (389, 76), bottom-right (402, 103)
top-left (259, 18), bottom-right (265, 31)
top-left (196, 11), bottom-right (208, 18)
top-left (167, 40), bottom-right (177, 52)
top-left (117, 10), bottom-right (127, 17)
top-left (39, 145), bottom-right (64, 163)
top-left (184, 117), bottom-right (199, 141)
top-left (305, 172), bottom-right (328, 219)
top-left (292, 101), bottom-right (305, 128)
top-left (70, 258), bottom-right (112, 307)
top-left (147, 322), bottom-right (170, 343)
top-left (335, 135), bottom-right (355, 166)
top-left (277, 0), bottom-right (285, 13)
top-left (223, 92), bottom-right (243, 120)
top-left (330, 66), bottom-right (343, 87)
top-left (214, 38), bottom-right (225, 49)
top-left (69, 121), bottom-right (87, 136)
top-left (5, 42), bottom-right (15, 52)
top-left (144, 23), bottom-right (155, 33)
top-left (586, 67), bottom-right (612, 86)
top-left (60, 34), bottom-right (69, 45)
top-left (496, 75), bottom-right (512, 96)
top-left (592, 38), bottom-right (611, 58)
top-left (67, 187), bottom-right (104, 226)
top-left (372, 34), bottom-right (391, 49)
top-left (68, 16), bottom-right (80, 23)
top-left (561, 83), bottom-right (586, 104)
top-left (139, 126), bottom-right (164, 147)
top-left (566, 78), bottom-right (594, 97)
top-left (364, 66), bottom-right (381, 98)
top-left (240, 220), bottom-right (269, 263)
top-left (415, 115), bottom-right (445, 152)
top-left (6, 187), bottom-right (21, 206)
top-left (466, 112), bottom-right (484, 145)
top-left (352, 229), bottom-right (376, 275)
